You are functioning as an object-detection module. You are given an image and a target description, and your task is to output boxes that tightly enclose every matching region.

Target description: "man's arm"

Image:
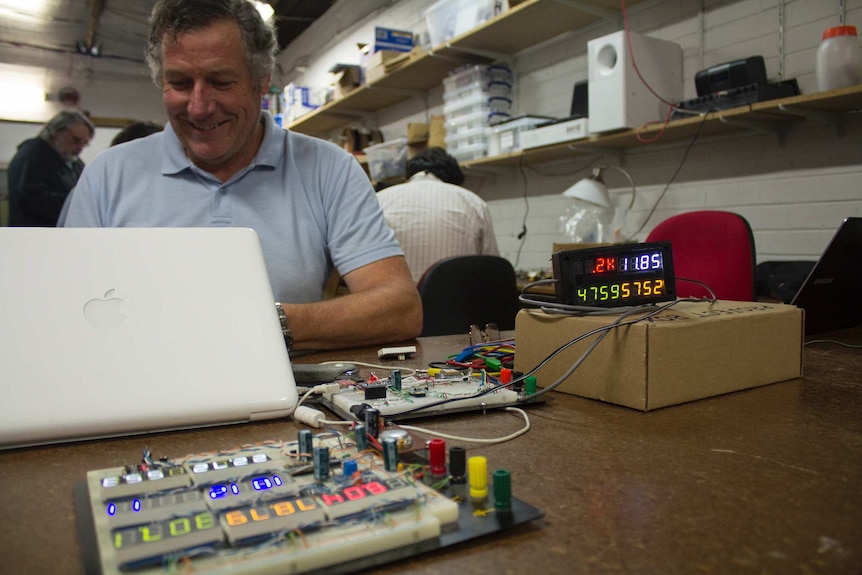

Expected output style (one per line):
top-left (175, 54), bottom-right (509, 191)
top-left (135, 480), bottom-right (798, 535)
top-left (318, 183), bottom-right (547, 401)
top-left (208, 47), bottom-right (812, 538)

top-left (281, 255), bottom-right (423, 350)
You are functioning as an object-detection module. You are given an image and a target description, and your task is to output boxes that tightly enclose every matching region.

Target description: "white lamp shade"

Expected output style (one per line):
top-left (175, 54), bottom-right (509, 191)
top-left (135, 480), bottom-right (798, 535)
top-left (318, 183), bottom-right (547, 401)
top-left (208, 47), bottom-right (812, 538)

top-left (562, 178), bottom-right (613, 209)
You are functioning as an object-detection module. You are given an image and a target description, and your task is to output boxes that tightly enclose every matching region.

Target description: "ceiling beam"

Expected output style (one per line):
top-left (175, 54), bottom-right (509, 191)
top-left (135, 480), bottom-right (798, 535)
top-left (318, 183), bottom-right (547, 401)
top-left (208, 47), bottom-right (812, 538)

top-left (86, 0), bottom-right (106, 48)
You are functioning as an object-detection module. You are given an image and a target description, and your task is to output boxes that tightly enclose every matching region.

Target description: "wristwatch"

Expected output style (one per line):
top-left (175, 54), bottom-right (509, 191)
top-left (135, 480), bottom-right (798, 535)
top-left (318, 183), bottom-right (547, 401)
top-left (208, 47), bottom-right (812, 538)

top-left (274, 302), bottom-right (293, 351)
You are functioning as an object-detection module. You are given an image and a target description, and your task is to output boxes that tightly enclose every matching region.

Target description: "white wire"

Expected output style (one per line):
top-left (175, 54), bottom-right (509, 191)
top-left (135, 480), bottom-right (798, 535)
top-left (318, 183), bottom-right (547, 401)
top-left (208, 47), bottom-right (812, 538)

top-left (320, 419), bottom-right (353, 426)
top-left (398, 407), bottom-right (530, 445)
top-left (320, 360), bottom-right (418, 377)
top-left (294, 387), bottom-right (316, 411)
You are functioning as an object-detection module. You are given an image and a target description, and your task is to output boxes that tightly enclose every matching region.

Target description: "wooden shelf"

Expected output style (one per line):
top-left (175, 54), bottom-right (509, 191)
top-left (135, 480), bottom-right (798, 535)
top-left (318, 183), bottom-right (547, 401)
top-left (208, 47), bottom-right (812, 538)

top-left (287, 0), bottom-right (646, 136)
top-left (461, 84), bottom-right (862, 169)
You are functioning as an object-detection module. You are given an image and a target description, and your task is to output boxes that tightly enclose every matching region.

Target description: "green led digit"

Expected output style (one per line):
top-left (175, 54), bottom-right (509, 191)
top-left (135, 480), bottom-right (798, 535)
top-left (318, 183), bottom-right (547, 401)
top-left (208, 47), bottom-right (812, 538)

top-left (195, 511), bottom-right (216, 530)
top-left (577, 288), bottom-right (587, 301)
top-left (169, 517), bottom-right (191, 537)
top-left (610, 284), bottom-right (620, 299)
top-left (599, 285), bottom-right (608, 300)
top-left (138, 524), bottom-right (163, 543)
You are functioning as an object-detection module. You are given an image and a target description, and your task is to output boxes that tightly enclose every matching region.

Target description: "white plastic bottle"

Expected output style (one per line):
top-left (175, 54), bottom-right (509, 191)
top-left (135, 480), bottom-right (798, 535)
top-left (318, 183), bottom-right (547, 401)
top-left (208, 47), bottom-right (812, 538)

top-left (816, 25), bottom-right (862, 91)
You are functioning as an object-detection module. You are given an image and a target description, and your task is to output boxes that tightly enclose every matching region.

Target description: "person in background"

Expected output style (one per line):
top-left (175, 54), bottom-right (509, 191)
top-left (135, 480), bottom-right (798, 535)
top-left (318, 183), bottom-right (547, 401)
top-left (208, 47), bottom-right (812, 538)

top-left (7, 110), bottom-right (94, 226)
top-left (110, 120), bottom-right (164, 146)
top-left (56, 120), bottom-right (165, 226)
top-left (62, 0), bottom-right (421, 351)
top-left (376, 146), bottom-right (501, 283)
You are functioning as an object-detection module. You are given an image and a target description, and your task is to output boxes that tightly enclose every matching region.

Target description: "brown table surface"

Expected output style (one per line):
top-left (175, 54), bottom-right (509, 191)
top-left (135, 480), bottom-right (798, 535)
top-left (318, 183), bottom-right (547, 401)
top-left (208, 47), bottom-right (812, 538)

top-left (1, 329), bottom-right (861, 575)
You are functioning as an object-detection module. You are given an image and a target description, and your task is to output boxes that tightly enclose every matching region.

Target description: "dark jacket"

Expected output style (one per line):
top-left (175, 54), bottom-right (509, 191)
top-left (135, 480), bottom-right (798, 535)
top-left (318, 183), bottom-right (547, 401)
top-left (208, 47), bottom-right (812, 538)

top-left (7, 137), bottom-right (84, 226)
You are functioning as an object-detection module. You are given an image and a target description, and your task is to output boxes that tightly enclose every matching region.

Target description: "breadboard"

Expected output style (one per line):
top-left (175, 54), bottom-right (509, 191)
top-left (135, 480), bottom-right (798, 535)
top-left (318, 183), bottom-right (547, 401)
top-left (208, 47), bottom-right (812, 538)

top-left (75, 429), bottom-right (542, 574)
top-left (321, 370), bottom-right (522, 420)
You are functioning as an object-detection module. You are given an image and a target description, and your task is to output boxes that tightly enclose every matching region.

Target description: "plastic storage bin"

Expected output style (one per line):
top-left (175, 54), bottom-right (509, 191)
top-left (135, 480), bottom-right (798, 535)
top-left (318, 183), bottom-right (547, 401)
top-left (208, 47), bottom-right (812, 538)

top-left (488, 115), bottom-right (554, 156)
top-left (445, 127), bottom-right (490, 162)
top-left (364, 138), bottom-right (407, 181)
top-left (443, 63), bottom-right (513, 93)
top-left (425, 0), bottom-right (499, 47)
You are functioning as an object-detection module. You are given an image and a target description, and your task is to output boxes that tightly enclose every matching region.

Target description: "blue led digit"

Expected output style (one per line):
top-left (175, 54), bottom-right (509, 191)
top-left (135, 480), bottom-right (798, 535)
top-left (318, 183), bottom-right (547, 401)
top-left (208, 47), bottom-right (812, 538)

top-left (252, 476), bottom-right (273, 491)
top-left (107, 503), bottom-right (116, 516)
top-left (273, 475), bottom-right (283, 487)
top-left (651, 252), bottom-right (662, 269)
top-left (230, 483), bottom-right (240, 495)
top-left (132, 499), bottom-right (141, 512)
top-left (209, 484), bottom-right (228, 499)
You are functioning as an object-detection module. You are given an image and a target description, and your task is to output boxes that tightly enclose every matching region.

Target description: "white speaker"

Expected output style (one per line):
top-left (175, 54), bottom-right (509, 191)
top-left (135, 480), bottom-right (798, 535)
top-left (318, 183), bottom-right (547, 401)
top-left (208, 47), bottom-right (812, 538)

top-left (588, 30), bottom-right (683, 134)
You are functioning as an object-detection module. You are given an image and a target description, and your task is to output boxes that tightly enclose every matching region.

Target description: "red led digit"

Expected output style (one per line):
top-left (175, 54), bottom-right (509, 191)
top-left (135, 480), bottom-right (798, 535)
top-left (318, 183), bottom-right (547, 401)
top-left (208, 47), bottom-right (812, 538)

top-left (364, 481), bottom-right (387, 495)
top-left (592, 257), bottom-right (617, 274)
top-left (343, 485), bottom-right (366, 501)
top-left (321, 492), bottom-right (345, 506)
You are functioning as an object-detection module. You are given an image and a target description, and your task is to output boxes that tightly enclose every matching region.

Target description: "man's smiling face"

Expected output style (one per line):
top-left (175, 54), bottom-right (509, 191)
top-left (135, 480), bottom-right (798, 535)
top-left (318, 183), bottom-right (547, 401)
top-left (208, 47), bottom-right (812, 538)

top-left (160, 18), bottom-right (269, 181)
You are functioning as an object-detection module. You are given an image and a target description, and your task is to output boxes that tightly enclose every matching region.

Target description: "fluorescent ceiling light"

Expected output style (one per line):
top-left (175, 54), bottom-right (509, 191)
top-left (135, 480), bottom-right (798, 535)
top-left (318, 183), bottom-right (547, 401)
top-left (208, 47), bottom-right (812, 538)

top-left (0, 0), bottom-right (49, 20)
top-left (252, 1), bottom-right (274, 22)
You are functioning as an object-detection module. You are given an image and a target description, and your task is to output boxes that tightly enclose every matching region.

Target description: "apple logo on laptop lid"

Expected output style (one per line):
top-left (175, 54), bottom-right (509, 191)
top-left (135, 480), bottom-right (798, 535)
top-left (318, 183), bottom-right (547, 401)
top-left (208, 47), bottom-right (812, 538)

top-left (83, 289), bottom-right (127, 328)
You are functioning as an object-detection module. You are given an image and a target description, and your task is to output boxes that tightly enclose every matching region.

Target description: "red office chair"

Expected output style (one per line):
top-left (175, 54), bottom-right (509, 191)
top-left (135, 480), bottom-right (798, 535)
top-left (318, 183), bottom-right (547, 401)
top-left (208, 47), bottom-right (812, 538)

top-left (645, 211), bottom-right (756, 301)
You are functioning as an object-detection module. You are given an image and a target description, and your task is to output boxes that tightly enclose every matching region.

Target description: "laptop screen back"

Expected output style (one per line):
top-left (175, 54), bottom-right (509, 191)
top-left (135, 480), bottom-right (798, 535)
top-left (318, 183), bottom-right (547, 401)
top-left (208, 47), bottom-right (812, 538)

top-left (791, 217), bottom-right (862, 335)
top-left (0, 227), bottom-right (297, 449)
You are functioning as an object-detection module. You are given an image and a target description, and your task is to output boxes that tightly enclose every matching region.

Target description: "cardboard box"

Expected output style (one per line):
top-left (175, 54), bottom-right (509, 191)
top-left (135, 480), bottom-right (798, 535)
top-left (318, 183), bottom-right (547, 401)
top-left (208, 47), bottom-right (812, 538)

top-left (407, 122), bottom-right (430, 143)
top-left (428, 115), bottom-right (447, 148)
top-left (407, 122), bottom-right (430, 159)
top-left (332, 65), bottom-right (361, 100)
top-left (374, 26), bottom-right (414, 53)
top-left (515, 300), bottom-right (803, 411)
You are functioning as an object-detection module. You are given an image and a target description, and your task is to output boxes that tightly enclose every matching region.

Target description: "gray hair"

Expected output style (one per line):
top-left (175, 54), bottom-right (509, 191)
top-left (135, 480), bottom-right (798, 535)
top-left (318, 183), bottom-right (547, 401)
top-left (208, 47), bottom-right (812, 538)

top-left (145, 0), bottom-right (277, 87)
top-left (38, 110), bottom-right (95, 142)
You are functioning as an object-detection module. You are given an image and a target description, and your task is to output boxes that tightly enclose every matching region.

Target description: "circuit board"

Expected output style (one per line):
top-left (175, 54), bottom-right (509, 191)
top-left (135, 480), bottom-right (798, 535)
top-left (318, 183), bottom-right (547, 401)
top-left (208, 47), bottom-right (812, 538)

top-left (320, 368), bottom-right (528, 421)
top-left (75, 427), bottom-right (542, 574)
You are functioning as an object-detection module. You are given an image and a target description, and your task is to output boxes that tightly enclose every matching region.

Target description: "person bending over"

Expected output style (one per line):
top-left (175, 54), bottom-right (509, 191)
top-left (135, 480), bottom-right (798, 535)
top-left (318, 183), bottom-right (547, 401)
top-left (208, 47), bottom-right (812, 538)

top-left (376, 147), bottom-right (500, 283)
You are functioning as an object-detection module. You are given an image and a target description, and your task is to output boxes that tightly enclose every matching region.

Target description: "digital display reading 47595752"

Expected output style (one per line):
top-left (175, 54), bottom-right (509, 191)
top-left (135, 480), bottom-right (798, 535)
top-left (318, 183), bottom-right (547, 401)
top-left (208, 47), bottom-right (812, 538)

top-left (552, 241), bottom-right (676, 307)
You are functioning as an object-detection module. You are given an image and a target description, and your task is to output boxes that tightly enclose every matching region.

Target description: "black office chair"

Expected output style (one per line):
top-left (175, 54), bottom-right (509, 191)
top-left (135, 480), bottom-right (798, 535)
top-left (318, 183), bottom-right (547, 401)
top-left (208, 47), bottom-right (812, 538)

top-left (416, 255), bottom-right (520, 337)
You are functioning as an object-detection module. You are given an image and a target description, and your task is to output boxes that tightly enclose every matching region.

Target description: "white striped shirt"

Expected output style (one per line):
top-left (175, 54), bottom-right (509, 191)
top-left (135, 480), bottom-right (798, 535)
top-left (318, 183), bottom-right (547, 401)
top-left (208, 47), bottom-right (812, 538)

top-left (376, 172), bottom-right (500, 283)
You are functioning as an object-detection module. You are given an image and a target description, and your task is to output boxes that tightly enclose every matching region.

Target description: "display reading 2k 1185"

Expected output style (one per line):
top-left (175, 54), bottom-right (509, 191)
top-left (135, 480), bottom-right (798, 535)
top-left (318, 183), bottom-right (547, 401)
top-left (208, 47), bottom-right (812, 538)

top-left (551, 241), bottom-right (677, 307)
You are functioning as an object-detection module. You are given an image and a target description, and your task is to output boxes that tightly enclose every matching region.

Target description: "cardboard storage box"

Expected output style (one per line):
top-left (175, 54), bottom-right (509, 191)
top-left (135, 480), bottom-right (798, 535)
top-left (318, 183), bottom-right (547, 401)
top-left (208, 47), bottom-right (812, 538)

top-left (515, 300), bottom-right (803, 411)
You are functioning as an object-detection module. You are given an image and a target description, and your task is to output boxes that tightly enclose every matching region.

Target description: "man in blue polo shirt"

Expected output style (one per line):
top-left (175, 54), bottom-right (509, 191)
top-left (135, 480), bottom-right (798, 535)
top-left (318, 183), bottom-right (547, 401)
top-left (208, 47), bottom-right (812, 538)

top-left (63, 0), bottom-right (422, 351)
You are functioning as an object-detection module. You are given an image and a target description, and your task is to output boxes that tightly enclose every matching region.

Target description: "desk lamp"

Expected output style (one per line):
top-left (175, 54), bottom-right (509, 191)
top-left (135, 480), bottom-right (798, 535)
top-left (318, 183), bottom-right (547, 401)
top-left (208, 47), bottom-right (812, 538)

top-left (559, 164), bottom-right (636, 243)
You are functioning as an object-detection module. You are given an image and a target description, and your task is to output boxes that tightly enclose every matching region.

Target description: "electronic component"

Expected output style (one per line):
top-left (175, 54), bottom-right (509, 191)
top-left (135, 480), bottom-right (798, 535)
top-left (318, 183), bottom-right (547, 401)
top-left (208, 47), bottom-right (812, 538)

top-left (378, 345), bottom-right (417, 360)
top-left (321, 369), bottom-right (522, 421)
top-left (292, 362), bottom-right (357, 385)
top-left (672, 79), bottom-right (800, 119)
top-left (552, 241), bottom-right (676, 307)
top-left (694, 56), bottom-right (767, 96)
top-left (77, 428), bottom-right (543, 574)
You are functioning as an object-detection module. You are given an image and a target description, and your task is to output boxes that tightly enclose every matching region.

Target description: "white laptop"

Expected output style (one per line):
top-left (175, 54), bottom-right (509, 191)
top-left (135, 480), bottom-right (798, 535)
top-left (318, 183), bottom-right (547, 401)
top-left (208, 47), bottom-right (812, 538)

top-left (0, 227), bottom-right (298, 449)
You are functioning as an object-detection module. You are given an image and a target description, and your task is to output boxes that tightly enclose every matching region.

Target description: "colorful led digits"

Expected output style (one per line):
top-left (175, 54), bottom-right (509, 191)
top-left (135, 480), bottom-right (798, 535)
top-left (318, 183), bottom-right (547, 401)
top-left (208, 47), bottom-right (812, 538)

top-left (552, 241), bottom-right (676, 307)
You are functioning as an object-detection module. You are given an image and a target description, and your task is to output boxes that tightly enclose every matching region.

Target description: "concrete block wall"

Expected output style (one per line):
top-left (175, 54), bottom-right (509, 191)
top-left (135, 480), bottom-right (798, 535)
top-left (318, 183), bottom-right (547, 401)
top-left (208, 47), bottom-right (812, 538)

top-left (278, 0), bottom-right (862, 272)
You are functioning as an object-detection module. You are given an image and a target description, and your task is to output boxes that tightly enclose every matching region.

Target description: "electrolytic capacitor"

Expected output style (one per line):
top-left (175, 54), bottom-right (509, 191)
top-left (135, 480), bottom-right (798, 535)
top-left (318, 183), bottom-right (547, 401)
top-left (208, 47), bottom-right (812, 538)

top-left (354, 423), bottom-right (368, 451)
top-left (313, 446), bottom-right (330, 482)
top-left (298, 429), bottom-right (313, 461)
top-left (391, 369), bottom-right (402, 391)
top-left (364, 407), bottom-right (380, 438)
top-left (382, 437), bottom-right (399, 472)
